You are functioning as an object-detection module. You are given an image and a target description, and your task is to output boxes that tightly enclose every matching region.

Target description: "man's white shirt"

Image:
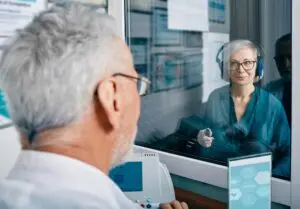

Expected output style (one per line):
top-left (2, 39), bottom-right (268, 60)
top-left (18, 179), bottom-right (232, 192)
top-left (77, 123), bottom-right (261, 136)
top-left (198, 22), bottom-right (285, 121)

top-left (0, 150), bottom-right (141, 209)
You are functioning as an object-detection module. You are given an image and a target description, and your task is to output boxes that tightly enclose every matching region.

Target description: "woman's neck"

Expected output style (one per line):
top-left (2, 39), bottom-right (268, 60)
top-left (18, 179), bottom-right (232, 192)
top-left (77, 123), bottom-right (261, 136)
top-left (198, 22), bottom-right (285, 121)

top-left (231, 83), bottom-right (255, 98)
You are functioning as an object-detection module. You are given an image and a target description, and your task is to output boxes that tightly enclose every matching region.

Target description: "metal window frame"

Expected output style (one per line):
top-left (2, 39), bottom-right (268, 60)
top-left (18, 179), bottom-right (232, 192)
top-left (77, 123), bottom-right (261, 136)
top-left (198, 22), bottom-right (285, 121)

top-left (291, 1), bottom-right (300, 208)
top-left (108, 0), bottom-right (298, 207)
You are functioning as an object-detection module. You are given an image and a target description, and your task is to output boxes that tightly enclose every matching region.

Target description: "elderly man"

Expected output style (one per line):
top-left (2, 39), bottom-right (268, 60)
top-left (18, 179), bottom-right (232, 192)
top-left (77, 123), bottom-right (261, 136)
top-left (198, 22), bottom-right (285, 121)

top-left (0, 3), bottom-right (188, 209)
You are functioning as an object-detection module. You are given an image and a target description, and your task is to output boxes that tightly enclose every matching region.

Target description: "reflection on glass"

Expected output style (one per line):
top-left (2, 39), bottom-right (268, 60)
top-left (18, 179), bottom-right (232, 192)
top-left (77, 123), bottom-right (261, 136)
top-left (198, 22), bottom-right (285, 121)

top-left (265, 34), bottom-right (292, 127)
top-left (49, 0), bottom-right (107, 6)
top-left (126, 0), bottom-right (291, 180)
top-left (49, 0), bottom-right (107, 13)
top-left (209, 0), bottom-right (226, 24)
top-left (193, 40), bottom-right (290, 179)
top-left (152, 8), bottom-right (182, 46)
top-left (152, 54), bottom-right (183, 92)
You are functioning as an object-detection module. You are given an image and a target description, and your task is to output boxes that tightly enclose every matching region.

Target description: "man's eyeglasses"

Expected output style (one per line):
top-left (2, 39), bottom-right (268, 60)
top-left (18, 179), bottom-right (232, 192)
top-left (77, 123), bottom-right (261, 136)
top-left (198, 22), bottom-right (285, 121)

top-left (229, 60), bottom-right (257, 71)
top-left (113, 73), bottom-right (151, 96)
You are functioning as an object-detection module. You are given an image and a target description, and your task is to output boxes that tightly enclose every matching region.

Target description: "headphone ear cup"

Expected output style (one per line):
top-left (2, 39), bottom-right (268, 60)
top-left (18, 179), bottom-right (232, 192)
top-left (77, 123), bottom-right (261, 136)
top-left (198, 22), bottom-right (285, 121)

top-left (256, 57), bottom-right (264, 78)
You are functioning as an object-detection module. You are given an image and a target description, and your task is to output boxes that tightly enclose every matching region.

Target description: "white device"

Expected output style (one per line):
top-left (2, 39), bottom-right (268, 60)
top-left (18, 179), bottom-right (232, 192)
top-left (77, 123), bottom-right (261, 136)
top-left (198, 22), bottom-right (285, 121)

top-left (109, 153), bottom-right (175, 209)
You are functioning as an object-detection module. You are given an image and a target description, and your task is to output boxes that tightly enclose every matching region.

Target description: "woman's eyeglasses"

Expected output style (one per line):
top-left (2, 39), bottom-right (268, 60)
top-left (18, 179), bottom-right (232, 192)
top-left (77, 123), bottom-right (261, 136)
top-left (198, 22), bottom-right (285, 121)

top-left (229, 60), bottom-right (257, 71)
top-left (113, 73), bottom-right (151, 96)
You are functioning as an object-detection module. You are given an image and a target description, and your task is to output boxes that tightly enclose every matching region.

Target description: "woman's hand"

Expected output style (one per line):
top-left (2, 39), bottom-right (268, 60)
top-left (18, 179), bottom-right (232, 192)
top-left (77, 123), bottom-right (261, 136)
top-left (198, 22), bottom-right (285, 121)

top-left (160, 200), bottom-right (189, 209)
top-left (197, 128), bottom-right (214, 148)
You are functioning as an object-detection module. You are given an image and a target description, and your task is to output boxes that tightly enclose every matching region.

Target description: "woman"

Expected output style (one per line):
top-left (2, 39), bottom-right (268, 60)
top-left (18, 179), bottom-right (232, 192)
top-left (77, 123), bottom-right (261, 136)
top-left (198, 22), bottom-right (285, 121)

top-left (196, 40), bottom-right (291, 178)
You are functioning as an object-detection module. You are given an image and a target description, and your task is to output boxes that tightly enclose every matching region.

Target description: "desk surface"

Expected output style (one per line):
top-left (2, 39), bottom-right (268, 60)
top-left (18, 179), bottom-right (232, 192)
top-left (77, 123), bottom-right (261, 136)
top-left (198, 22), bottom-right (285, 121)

top-left (175, 187), bottom-right (226, 209)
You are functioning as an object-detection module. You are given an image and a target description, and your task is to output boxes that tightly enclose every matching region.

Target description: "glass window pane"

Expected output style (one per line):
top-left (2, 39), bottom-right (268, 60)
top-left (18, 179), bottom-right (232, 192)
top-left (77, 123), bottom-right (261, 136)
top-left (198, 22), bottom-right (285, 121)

top-left (125, 0), bottom-right (292, 181)
top-left (49, 0), bottom-right (107, 12)
top-left (49, 0), bottom-right (107, 6)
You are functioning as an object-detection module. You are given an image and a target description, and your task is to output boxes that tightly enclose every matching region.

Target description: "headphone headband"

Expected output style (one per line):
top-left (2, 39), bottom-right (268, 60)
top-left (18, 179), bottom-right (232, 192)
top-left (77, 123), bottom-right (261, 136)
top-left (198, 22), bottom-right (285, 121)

top-left (216, 40), bottom-right (264, 81)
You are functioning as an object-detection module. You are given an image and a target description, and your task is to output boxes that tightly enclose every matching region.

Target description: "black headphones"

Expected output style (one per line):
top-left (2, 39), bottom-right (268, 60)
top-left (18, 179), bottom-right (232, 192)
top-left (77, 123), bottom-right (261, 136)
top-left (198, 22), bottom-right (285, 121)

top-left (216, 41), bottom-right (264, 80)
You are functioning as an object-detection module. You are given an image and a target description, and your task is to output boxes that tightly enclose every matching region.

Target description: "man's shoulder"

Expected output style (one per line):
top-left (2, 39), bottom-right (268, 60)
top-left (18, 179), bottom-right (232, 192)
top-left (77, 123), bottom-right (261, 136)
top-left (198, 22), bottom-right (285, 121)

top-left (0, 179), bottom-right (139, 209)
top-left (265, 79), bottom-right (284, 92)
top-left (257, 88), bottom-right (285, 114)
top-left (258, 87), bottom-right (280, 102)
top-left (0, 150), bottom-right (141, 209)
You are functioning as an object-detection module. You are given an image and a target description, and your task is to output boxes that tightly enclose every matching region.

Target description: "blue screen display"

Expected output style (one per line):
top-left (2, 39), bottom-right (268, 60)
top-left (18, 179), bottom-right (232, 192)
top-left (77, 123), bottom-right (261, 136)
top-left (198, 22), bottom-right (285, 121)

top-left (109, 162), bottom-right (143, 192)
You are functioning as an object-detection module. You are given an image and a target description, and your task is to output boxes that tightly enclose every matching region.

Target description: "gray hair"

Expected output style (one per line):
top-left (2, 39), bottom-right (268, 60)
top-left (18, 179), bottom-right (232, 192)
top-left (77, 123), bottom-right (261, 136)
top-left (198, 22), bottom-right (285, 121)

top-left (223, 39), bottom-right (259, 63)
top-left (0, 3), bottom-right (119, 140)
top-left (221, 39), bottom-right (260, 82)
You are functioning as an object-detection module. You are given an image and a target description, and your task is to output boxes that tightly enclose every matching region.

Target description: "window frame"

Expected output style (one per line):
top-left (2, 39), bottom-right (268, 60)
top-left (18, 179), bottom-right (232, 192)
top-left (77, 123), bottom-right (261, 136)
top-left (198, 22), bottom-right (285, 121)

top-left (291, 1), bottom-right (300, 208)
top-left (108, 0), bottom-right (297, 207)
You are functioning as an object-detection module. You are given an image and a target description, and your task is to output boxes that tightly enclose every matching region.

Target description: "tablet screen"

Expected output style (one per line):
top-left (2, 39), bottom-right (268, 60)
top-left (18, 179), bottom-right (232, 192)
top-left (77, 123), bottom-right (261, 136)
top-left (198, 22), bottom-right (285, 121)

top-left (228, 153), bottom-right (272, 209)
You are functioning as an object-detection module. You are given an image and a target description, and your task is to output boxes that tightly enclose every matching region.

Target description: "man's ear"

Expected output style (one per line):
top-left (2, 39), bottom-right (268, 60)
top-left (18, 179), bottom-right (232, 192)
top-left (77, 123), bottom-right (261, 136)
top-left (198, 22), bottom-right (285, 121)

top-left (96, 77), bottom-right (121, 130)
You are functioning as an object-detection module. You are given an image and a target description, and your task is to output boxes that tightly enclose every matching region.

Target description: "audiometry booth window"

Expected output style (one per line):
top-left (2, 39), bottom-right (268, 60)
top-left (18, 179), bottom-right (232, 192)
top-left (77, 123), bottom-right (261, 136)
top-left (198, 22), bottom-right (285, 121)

top-left (125, 0), bottom-right (292, 183)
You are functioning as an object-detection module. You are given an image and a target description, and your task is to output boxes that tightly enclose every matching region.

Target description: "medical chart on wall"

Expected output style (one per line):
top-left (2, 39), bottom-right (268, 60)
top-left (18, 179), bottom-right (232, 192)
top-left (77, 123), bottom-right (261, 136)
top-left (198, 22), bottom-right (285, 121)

top-left (0, 0), bottom-right (47, 37)
top-left (0, 47), bottom-right (12, 128)
top-left (50, 0), bottom-right (106, 5)
top-left (209, 0), bottom-right (226, 24)
top-left (153, 8), bottom-right (182, 46)
top-left (168, 0), bottom-right (209, 32)
top-left (69, 0), bottom-right (106, 4)
top-left (152, 54), bottom-right (183, 92)
top-left (183, 53), bottom-right (203, 88)
top-left (48, 0), bottom-right (106, 13)
top-left (0, 89), bottom-right (11, 128)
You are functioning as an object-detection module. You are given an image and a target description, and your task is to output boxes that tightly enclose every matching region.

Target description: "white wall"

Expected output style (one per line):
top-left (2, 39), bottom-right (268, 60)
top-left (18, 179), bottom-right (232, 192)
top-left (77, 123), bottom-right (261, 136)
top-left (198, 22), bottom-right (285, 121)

top-left (0, 127), bottom-right (21, 179)
top-left (202, 32), bottom-right (229, 102)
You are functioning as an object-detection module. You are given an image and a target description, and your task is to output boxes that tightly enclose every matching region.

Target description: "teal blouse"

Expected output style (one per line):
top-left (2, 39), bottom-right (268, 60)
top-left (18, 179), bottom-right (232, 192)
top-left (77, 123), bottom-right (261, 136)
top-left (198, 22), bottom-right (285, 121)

top-left (202, 85), bottom-right (291, 178)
